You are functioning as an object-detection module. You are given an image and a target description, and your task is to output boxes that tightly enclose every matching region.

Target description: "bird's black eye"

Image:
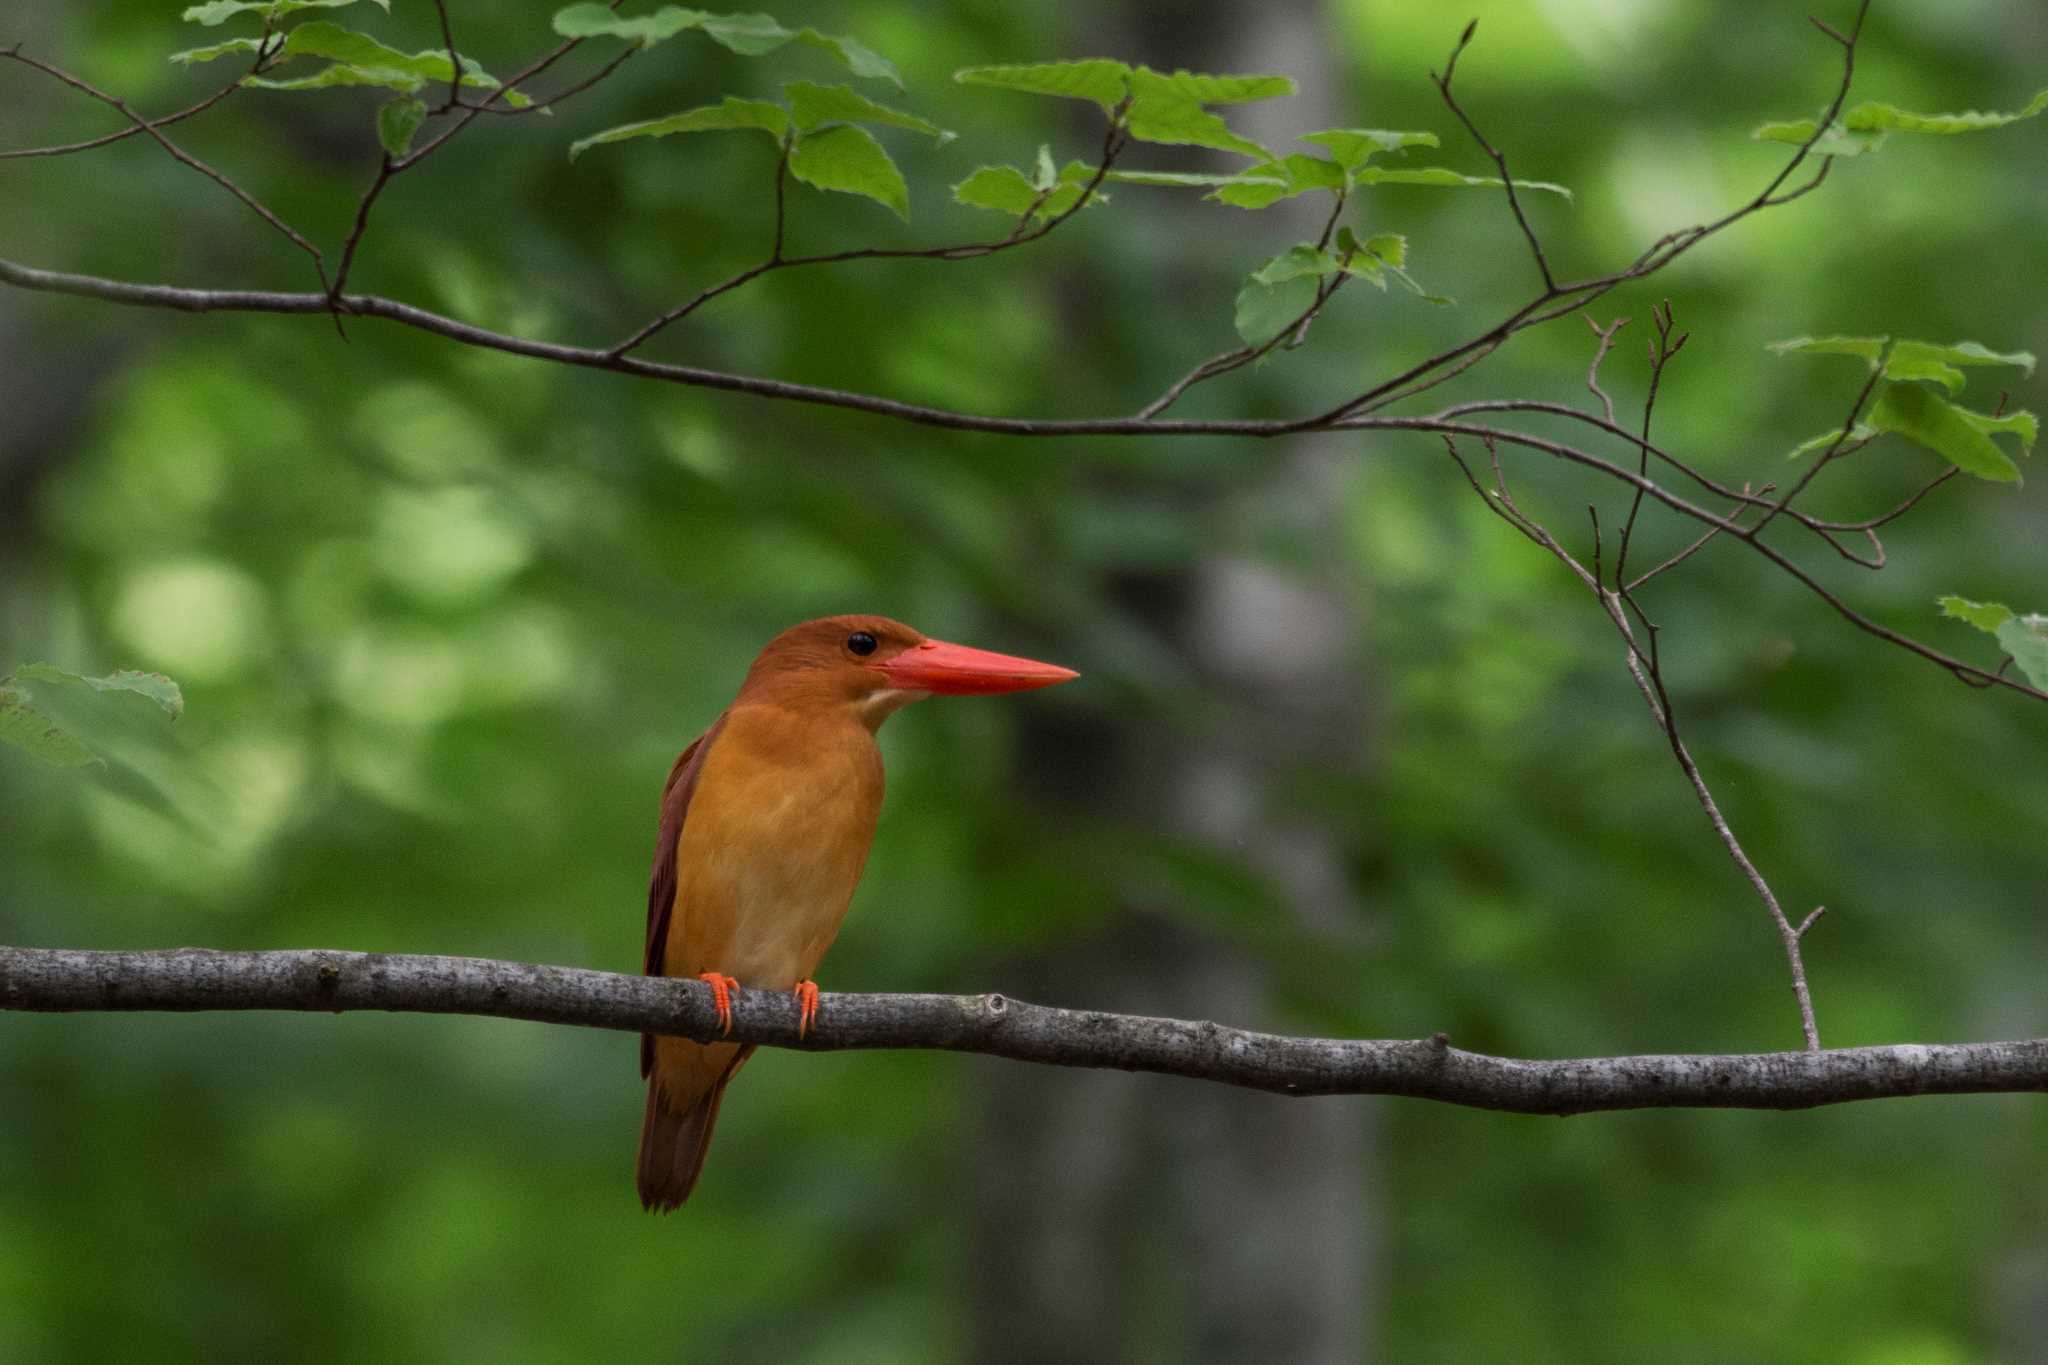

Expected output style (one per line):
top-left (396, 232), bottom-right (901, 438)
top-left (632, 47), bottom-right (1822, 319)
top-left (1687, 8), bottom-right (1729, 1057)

top-left (846, 631), bottom-right (879, 657)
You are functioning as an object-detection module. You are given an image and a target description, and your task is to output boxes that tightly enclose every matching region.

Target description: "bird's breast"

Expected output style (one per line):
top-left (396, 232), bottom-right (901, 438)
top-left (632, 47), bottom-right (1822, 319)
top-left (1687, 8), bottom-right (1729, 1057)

top-left (667, 704), bottom-right (884, 987)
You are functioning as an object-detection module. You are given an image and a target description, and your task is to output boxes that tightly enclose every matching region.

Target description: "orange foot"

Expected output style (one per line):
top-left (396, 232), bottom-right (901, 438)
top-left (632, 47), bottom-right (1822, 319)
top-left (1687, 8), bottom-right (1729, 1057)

top-left (695, 972), bottom-right (741, 1036)
top-left (792, 980), bottom-right (820, 1039)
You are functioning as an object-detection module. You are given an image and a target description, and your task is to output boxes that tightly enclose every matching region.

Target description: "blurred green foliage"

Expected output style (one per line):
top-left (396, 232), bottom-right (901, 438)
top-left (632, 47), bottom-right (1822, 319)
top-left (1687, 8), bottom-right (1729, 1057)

top-left (2, 1), bottom-right (2045, 1361)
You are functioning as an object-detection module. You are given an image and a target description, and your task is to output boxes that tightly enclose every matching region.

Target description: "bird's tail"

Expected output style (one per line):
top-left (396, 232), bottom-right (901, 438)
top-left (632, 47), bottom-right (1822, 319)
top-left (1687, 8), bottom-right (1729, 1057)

top-left (637, 1043), bottom-right (752, 1212)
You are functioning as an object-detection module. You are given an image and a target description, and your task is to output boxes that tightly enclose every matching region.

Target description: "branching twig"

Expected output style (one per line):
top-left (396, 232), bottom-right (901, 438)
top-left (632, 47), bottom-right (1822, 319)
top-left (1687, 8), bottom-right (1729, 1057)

top-left (1613, 301), bottom-right (1687, 585)
top-left (2, 47), bottom-right (327, 290)
top-left (6, 946), bottom-right (2038, 1111)
top-left (608, 95), bottom-right (1135, 359)
top-left (1435, 19), bottom-right (1557, 292)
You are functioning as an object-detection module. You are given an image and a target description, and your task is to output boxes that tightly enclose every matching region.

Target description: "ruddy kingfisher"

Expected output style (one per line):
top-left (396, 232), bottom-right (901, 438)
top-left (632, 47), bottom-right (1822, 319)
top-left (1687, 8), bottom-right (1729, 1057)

top-left (637, 614), bottom-right (1078, 1210)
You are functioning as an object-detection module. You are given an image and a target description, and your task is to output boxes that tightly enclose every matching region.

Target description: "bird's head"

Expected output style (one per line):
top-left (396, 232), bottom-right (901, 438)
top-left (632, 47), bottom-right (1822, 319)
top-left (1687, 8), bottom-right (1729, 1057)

top-left (739, 614), bottom-right (1078, 729)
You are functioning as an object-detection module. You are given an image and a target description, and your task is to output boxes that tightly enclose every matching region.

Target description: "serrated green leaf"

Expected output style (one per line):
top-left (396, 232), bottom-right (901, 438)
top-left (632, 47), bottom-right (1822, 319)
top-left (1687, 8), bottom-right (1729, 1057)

top-left (1937, 595), bottom-right (2014, 634)
top-left (1361, 231), bottom-right (1406, 269)
top-left (1995, 615), bottom-right (2048, 691)
top-left (1752, 118), bottom-right (1886, 157)
top-left (1300, 127), bottom-right (1439, 168)
top-left (788, 123), bottom-right (908, 219)
top-left (1252, 244), bottom-right (1343, 286)
top-left (1033, 144), bottom-right (1057, 190)
top-left (1955, 405), bottom-right (2038, 453)
top-left (13, 664), bottom-right (186, 718)
top-left (550, 4), bottom-right (712, 43)
top-left (784, 81), bottom-right (949, 141)
top-left (376, 96), bottom-right (427, 157)
top-left (1767, 335), bottom-right (1887, 364)
top-left (1103, 169), bottom-right (1249, 188)
top-left (170, 36), bottom-right (267, 64)
top-left (956, 61), bottom-right (1289, 160)
top-left (955, 59), bottom-right (1133, 107)
top-left (1353, 165), bottom-right (1573, 199)
top-left (1218, 154), bottom-right (1344, 207)
top-left (1785, 423), bottom-right (1875, 460)
top-left (950, 161), bottom-right (1104, 220)
top-left (183, 0), bottom-right (384, 27)
top-left (568, 96), bottom-right (789, 160)
top-left (0, 684), bottom-right (100, 769)
top-left (1757, 87), bottom-right (2048, 154)
top-left (1770, 335), bottom-right (2034, 396)
top-left (1234, 272), bottom-right (1319, 350)
top-left (1889, 339), bottom-right (2036, 393)
top-left (1866, 382), bottom-right (2026, 483)
top-left (248, 63), bottom-right (425, 92)
top-left (1126, 69), bottom-right (1281, 159)
top-left (246, 22), bottom-right (529, 103)
top-left (791, 29), bottom-right (899, 87)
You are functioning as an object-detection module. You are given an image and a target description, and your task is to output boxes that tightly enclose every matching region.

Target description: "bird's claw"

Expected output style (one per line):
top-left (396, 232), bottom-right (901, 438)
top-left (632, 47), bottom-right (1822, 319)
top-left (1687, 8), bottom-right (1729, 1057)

top-left (792, 979), bottom-right (820, 1039)
top-left (695, 972), bottom-right (741, 1036)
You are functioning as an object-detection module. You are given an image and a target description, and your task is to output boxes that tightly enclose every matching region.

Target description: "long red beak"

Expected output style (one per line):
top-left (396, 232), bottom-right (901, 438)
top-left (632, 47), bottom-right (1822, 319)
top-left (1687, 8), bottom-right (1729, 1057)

top-left (878, 638), bottom-right (1079, 695)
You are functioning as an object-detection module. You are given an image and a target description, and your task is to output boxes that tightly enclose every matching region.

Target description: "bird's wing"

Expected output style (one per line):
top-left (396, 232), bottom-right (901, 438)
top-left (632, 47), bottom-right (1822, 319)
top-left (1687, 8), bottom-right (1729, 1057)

top-left (641, 712), bottom-right (728, 1078)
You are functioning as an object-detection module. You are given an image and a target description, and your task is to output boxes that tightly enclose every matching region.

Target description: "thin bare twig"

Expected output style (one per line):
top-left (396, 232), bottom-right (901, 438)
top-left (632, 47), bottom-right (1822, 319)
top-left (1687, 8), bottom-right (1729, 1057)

top-left (1613, 301), bottom-right (1687, 586)
top-left (2, 47), bottom-right (327, 289)
top-left (608, 97), bottom-right (1135, 359)
top-left (1434, 19), bottom-right (1557, 292)
top-left (0, 72), bottom-right (246, 160)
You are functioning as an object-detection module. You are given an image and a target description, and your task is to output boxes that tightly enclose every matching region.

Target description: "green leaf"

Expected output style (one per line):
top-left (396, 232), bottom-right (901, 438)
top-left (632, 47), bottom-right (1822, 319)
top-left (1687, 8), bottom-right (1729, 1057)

top-left (1954, 404), bottom-right (2039, 454)
top-left (784, 81), bottom-right (950, 141)
top-left (1865, 382), bottom-right (2027, 483)
top-left (1218, 154), bottom-right (1343, 207)
top-left (1769, 335), bottom-right (2034, 395)
top-left (1352, 165), bottom-right (1573, 199)
top-left (1937, 596), bottom-right (2014, 634)
top-left (1234, 246), bottom-right (1340, 348)
top-left (1033, 144), bottom-right (1057, 190)
top-left (1252, 244), bottom-right (1343, 286)
top-left (950, 161), bottom-right (1104, 220)
top-left (790, 28), bottom-right (899, 87)
top-left (551, 6), bottom-right (899, 83)
top-left (788, 123), bottom-right (909, 219)
top-left (1102, 169), bottom-right (1246, 188)
top-left (376, 96), bottom-right (427, 157)
top-left (1935, 598), bottom-right (2048, 689)
top-left (246, 22), bottom-right (530, 103)
top-left (1995, 615), bottom-right (2048, 691)
top-left (170, 37), bottom-right (268, 64)
top-left (568, 96), bottom-right (789, 160)
top-left (1299, 127), bottom-right (1439, 168)
top-left (1126, 68), bottom-right (1286, 159)
top-left (1767, 335), bottom-right (1887, 364)
top-left (1359, 231), bottom-right (1406, 269)
top-left (13, 664), bottom-right (185, 719)
top-left (1756, 88), bottom-right (2048, 154)
top-left (956, 60), bottom-right (1292, 160)
top-left (1784, 423), bottom-right (1875, 460)
top-left (955, 59), bottom-right (1134, 106)
top-left (183, 0), bottom-right (385, 26)
top-left (550, 4), bottom-right (712, 44)
top-left (1235, 274), bottom-right (1319, 350)
top-left (0, 665), bottom-right (185, 772)
top-left (0, 684), bottom-right (99, 769)
top-left (1888, 339), bottom-right (2037, 394)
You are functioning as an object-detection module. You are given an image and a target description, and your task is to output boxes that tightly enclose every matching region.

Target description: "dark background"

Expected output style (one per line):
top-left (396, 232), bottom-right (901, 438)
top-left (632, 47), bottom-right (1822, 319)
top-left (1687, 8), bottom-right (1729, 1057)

top-left (3, 1), bottom-right (2045, 1360)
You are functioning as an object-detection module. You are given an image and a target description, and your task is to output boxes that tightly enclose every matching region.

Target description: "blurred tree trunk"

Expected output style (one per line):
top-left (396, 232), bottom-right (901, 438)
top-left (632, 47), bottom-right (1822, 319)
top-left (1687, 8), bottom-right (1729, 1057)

top-left (966, 5), bottom-right (1381, 1361)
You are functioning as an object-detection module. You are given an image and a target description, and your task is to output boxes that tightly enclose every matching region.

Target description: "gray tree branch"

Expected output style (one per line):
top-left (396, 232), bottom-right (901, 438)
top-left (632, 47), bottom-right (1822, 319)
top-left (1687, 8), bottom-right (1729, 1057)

top-left (4, 945), bottom-right (2043, 1114)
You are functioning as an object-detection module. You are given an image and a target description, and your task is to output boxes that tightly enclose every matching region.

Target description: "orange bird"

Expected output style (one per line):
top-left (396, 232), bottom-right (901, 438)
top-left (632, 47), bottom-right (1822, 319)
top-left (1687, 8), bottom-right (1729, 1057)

top-left (637, 614), bottom-right (1077, 1210)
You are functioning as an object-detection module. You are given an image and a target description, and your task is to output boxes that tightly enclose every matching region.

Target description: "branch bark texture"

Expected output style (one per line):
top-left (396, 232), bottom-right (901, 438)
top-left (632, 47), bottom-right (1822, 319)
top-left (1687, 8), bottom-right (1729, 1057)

top-left (5, 946), bottom-right (2043, 1115)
